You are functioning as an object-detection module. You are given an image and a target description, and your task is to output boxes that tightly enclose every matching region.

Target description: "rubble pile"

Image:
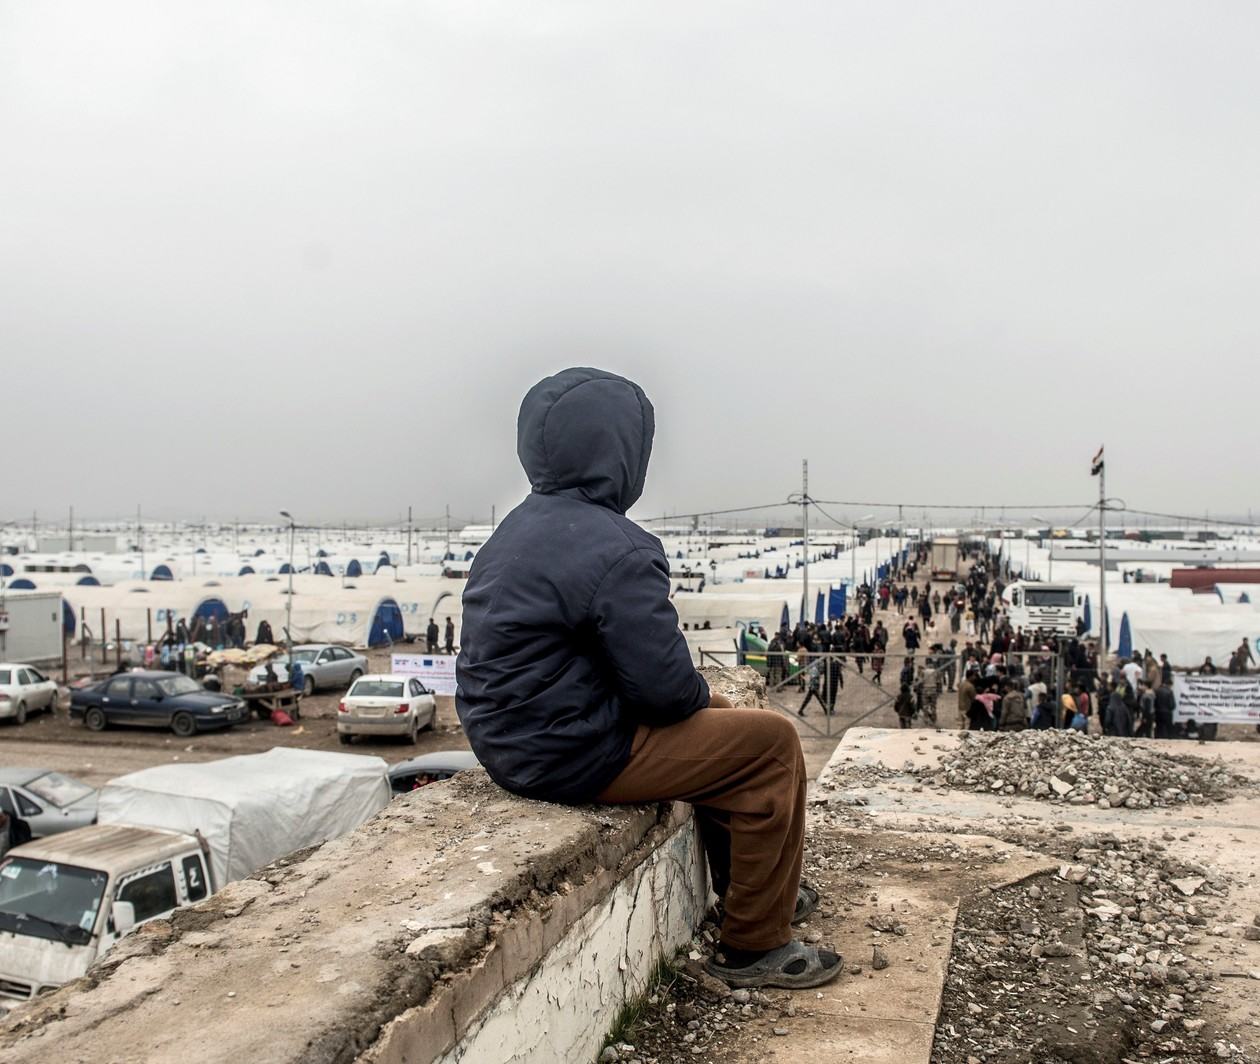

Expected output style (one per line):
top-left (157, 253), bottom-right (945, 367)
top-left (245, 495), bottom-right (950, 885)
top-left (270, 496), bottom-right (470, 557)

top-left (933, 830), bottom-right (1256, 1064)
top-left (921, 729), bottom-right (1247, 808)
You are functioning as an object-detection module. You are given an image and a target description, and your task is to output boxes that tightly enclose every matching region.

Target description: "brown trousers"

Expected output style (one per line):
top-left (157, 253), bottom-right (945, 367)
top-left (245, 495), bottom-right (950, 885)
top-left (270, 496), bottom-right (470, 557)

top-left (597, 708), bottom-right (806, 951)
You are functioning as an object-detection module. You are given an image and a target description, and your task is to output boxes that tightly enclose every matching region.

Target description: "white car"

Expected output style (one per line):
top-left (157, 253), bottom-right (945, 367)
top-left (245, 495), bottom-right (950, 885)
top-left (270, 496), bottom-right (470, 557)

top-left (0, 665), bottom-right (59, 725)
top-left (337, 674), bottom-right (436, 744)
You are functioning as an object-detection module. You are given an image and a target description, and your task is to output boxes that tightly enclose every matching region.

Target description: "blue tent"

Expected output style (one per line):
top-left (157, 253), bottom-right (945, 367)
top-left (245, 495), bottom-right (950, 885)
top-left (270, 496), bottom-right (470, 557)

top-left (1117, 613), bottom-right (1133, 660)
top-left (780, 603), bottom-right (790, 630)
top-left (313, 560), bottom-right (333, 577)
top-left (814, 590), bottom-right (825, 624)
top-left (0, 563), bottom-right (12, 577)
top-left (254, 548), bottom-right (265, 557)
top-left (1242, 592), bottom-right (1252, 604)
top-left (62, 600), bottom-right (75, 636)
top-left (9, 577), bottom-right (35, 589)
top-left (829, 586), bottom-right (847, 619)
top-left (367, 599), bottom-right (405, 647)
top-left (345, 559), bottom-right (362, 578)
top-left (192, 597), bottom-right (229, 627)
top-left (150, 564), bottom-right (174, 581)
top-left (1082, 594), bottom-right (1092, 634)
top-left (238, 565), bottom-right (255, 576)
top-left (279, 562), bottom-right (293, 574)
top-left (76, 575), bottom-right (101, 586)
top-left (316, 549), bottom-right (328, 558)
top-left (464, 550), bottom-right (474, 561)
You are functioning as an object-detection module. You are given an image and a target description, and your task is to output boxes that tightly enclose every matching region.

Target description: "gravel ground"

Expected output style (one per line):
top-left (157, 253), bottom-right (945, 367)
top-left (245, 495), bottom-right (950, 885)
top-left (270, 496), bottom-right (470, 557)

top-left (932, 827), bottom-right (1258, 1064)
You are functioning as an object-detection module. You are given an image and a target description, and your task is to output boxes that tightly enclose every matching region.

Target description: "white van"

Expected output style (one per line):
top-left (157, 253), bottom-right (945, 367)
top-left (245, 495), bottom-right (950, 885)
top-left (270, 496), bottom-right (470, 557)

top-left (0, 824), bottom-right (209, 1004)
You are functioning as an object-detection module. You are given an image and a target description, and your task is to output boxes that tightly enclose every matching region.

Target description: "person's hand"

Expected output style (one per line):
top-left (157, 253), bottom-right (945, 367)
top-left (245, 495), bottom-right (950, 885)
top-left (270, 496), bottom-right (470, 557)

top-left (709, 691), bottom-right (734, 709)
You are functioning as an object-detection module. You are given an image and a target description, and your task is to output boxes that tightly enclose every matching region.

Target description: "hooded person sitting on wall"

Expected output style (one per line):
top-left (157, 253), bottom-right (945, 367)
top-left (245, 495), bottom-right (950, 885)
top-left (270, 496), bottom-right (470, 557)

top-left (456, 367), bottom-right (842, 989)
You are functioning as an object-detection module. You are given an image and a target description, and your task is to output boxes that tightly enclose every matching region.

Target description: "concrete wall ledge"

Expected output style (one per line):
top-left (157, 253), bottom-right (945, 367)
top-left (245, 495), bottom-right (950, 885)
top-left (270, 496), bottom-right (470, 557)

top-left (0, 771), bottom-right (709, 1064)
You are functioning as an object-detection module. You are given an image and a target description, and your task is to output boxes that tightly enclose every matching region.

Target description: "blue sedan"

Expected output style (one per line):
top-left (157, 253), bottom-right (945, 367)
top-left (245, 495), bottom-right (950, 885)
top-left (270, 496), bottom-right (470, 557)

top-left (70, 671), bottom-right (247, 738)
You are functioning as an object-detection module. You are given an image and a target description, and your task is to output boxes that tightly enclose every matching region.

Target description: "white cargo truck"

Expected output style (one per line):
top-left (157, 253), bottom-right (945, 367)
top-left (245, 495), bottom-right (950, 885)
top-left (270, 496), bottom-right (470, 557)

top-left (0, 748), bottom-right (390, 1004)
top-left (1002, 581), bottom-right (1081, 637)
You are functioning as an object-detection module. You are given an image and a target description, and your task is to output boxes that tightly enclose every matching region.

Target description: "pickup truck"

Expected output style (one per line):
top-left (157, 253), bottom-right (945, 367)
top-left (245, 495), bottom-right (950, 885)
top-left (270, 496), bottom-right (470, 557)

top-left (0, 748), bottom-right (390, 1006)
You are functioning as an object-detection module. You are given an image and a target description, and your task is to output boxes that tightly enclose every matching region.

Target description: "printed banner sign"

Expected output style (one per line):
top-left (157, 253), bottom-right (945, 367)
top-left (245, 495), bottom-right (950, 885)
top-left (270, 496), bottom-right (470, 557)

top-left (391, 653), bottom-right (458, 695)
top-left (1172, 674), bottom-right (1260, 725)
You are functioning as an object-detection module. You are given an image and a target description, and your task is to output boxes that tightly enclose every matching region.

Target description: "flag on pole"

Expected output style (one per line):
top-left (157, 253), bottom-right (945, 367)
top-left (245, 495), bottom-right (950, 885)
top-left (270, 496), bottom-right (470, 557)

top-left (1090, 445), bottom-right (1104, 477)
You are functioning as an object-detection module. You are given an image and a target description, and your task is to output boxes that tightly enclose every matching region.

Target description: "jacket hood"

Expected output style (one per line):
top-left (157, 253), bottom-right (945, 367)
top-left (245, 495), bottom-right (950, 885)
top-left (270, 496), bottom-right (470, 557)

top-left (517, 367), bottom-right (655, 514)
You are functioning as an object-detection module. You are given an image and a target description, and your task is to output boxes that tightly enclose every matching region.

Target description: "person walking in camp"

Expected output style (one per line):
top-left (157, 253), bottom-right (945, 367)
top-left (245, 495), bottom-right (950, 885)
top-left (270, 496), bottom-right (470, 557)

top-left (931, 589), bottom-right (942, 616)
top-left (426, 617), bottom-right (439, 654)
top-left (957, 668), bottom-right (976, 730)
top-left (798, 656), bottom-right (826, 716)
top-left (444, 617), bottom-right (456, 654)
top-left (255, 618), bottom-right (274, 645)
top-left (1230, 638), bottom-right (1255, 675)
top-left (894, 683), bottom-right (917, 729)
top-left (1154, 680), bottom-right (1176, 739)
top-left (456, 368), bottom-right (840, 990)
top-left (918, 594), bottom-right (932, 629)
top-left (826, 651), bottom-right (843, 715)
top-left (795, 642), bottom-right (810, 690)
top-left (998, 681), bottom-right (1028, 731)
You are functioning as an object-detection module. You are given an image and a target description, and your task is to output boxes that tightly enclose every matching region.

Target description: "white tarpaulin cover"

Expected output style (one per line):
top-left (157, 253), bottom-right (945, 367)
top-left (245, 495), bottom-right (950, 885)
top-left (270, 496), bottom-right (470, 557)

top-left (97, 748), bottom-right (390, 887)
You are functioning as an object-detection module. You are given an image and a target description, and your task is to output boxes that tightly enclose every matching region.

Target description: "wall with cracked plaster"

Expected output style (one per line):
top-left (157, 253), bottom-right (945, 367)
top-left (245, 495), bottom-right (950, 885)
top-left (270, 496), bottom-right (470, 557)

top-left (435, 819), bottom-right (707, 1064)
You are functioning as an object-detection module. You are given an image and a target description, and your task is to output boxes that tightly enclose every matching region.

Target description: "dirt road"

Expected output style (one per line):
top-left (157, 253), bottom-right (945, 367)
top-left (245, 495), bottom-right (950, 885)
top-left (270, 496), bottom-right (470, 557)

top-left (0, 695), bottom-right (469, 788)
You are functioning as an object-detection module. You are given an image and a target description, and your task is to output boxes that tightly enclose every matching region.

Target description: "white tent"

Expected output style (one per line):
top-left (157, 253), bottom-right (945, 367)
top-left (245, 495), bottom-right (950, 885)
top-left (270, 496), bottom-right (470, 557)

top-left (1120, 603), bottom-right (1259, 668)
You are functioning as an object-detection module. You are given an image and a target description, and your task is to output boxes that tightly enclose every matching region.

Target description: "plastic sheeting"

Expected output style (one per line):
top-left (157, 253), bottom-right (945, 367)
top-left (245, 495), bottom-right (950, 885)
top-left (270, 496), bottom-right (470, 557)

top-left (97, 748), bottom-right (390, 888)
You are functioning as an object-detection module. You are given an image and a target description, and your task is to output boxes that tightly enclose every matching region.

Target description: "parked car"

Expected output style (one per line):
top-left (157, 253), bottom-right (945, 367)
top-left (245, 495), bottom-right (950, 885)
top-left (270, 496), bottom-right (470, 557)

top-left (69, 671), bottom-right (247, 737)
top-left (387, 750), bottom-right (479, 794)
top-left (0, 768), bottom-right (97, 838)
top-left (0, 664), bottom-right (59, 725)
top-left (337, 674), bottom-right (435, 744)
top-left (246, 645), bottom-right (367, 697)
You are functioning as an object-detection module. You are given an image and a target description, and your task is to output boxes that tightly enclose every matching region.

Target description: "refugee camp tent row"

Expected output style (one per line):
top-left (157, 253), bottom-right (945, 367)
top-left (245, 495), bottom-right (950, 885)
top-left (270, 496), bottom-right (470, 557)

top-left (54, 575), bottom-right (448, 649)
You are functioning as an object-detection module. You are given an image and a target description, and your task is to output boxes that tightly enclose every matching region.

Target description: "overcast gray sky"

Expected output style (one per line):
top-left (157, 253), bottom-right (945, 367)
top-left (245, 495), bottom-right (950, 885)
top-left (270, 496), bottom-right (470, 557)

top-left (2, 2), bottom-right (1257, 528)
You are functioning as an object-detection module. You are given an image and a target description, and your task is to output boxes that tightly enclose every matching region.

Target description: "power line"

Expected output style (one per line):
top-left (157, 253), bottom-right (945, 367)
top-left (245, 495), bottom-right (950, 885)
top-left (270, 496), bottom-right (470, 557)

top-left (809, 499), bottom-right (1095, 512)
top-left (1108, 506), bottom-right (1258, 529)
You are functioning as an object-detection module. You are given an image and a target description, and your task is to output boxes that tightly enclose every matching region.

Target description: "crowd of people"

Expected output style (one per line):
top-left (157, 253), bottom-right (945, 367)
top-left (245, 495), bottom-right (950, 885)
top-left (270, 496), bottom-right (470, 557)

top-left (758, 539), bottom-right (1239, 740)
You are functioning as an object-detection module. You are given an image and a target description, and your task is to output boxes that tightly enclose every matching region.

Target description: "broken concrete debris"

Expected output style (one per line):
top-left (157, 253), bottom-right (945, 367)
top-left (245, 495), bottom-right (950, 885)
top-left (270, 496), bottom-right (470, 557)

top-left (920, 729), bottom-right (1250, 808)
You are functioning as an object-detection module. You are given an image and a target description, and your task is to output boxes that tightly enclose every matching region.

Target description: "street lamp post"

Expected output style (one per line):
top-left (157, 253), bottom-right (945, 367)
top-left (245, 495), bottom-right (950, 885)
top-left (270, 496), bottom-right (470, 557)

top-left (280, 511), bottom-right (296, 665)
top-left (849, 514), bottom-right (875, 611)
top-left (1029, 515), bottom-right (1049, 581)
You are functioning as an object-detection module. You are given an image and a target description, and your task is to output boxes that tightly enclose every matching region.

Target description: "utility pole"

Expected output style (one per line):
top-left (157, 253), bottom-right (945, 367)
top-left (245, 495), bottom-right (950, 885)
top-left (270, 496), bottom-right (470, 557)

top-left (491, 504), bottom-right (496, 531)
top-left (68, 505), bottom-right (74, 552)
top-left (407, 505), bottom-right (413, 567)
top-left (897, 503), bottom-right (904, 575)
top-left (445, 504), bottom-right (451, 560)
top-left (1097, 456), bottom-right (1108, 678)
top-left (801, 459), bottom-right (809, 625)
top-left (137, 504), bottom-right (144, 585)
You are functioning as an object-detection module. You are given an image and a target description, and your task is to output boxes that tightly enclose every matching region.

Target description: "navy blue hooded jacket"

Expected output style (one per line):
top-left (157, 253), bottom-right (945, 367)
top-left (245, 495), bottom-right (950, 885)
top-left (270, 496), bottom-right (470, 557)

top-left (455, 367), bottom-right (710, 803)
